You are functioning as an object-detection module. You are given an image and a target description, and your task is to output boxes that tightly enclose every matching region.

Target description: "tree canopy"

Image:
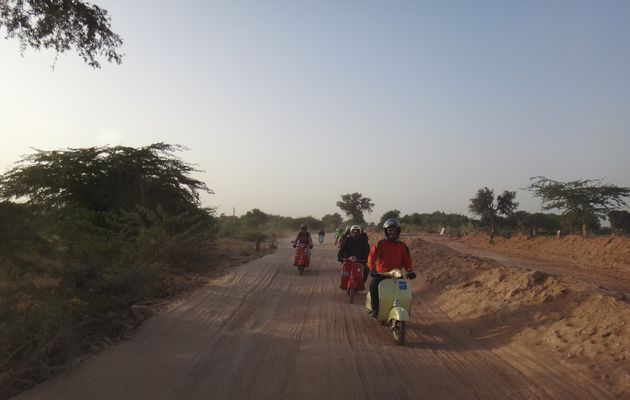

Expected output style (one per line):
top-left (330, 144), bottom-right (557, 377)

top-left (0, 0), bottom-right (123, 68)
top-left (321, 213), bottom-right (343, 230)
top-left (336, 193), bottom-right (374, 225)
top-left (379, 209), bottom-right (401, 226)
top-left (608, 210), bottom-right (630, 234)
top-left (527, 176), bottom-right (630, 236)
top-left (0, 143), bottom-right (211, 215)
top-left (469, 187), bottom-right (518, 238)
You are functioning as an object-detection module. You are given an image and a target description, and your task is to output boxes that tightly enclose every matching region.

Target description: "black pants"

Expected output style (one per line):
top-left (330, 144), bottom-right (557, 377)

top-left (362, 264), bottom-right (369, 283)
top-left (369, 275), bottom-right (387, 311)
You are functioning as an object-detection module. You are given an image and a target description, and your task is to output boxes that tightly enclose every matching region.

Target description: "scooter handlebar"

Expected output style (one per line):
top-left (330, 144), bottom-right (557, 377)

top-left (373, 268), bottom-right (408, 279)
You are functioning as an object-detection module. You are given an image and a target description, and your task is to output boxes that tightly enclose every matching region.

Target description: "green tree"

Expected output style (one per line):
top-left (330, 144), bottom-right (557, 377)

top-left (0, 143), bottom-right (211, 215)
top-left (469, 187), bottom-right (518, 239)
top-left (506, 211), bottom-right (561, 236)
top-left (379, 209), bottom-right (401, 226)
top-left (240, 209), bottom-right (270, 251)
top-left (527, 176), bottom-right (630, 237)
top-left (321, 213), bottom-right (343, 231)
top-left (400, 212), bottom-right (423, 226)
top-left (608, 210), bottom-right (630, 235)
top-left (336, 193), bottom-right (374, 225)
top-left (0, 0), bottom-right (123, 68)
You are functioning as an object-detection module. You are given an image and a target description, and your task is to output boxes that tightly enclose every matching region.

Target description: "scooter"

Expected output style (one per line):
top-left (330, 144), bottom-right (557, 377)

top-left (365, 269), bottom-right (412, 345)
top-left (318, 233), bottom-right (325, 244)
top-left (339, 256), bottom-right (366, 303)
top-left (293, 243), bottom-right (310, 275)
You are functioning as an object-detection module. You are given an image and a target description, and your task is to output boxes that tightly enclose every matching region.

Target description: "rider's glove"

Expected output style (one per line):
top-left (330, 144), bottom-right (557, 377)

top-left (406, 271), bottom-right (417, 280)
top-left (370, 269), bottom-right (379, 278)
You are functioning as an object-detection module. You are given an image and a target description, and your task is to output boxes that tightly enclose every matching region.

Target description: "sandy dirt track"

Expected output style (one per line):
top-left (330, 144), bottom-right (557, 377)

top-left (13, 239), bottom-right (613, 400)
top-left (415, 233), bottom-right (630, 296)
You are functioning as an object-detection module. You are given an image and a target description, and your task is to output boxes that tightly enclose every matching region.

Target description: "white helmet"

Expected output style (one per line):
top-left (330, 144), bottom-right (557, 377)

top-left (350, 225), bottom-right (362, 233)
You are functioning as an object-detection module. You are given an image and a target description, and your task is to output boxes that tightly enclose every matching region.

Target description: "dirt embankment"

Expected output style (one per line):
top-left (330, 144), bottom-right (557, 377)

top-left (459, 232), bottom-right (630, 284)
top-left (408, 236), bottom-right (630, 397)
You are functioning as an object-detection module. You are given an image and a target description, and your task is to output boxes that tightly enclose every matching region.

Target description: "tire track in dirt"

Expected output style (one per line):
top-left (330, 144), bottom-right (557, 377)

top-left (14, 238), bottom-right (597, 400)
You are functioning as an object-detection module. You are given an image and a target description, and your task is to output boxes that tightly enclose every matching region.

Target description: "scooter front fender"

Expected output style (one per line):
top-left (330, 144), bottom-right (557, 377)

top-left (388, 306), bottom-right (409, 322)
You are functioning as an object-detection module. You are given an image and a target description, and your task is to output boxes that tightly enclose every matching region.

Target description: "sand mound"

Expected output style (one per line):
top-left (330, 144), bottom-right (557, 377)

top-left (409, 237), bottom-right (630, 397)
top-left (458, 232), bottom-right (630, 271)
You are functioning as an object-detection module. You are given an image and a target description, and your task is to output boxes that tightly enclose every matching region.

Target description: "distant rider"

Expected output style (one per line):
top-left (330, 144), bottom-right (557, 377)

top-left (318, 229), bottom-right (325, 243)
top-left (293, 224), bottom-right (313, 259)
top-left (367, 219), bottom-right (415, 318)
top-left (337, 225), bottom-right (371, 283)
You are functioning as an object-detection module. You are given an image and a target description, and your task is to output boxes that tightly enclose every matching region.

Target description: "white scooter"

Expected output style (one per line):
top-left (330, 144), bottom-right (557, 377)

top-left (365, 269), bottom-right (412, 345)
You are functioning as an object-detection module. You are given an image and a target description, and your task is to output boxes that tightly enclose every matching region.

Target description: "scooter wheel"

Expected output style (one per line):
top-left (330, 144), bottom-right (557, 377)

top-left (299, 265), bottom-right (304, 276)
top-left (391, 320), bottom-right (406, 345)
top-left (348, 288), bottom-right (356, 303)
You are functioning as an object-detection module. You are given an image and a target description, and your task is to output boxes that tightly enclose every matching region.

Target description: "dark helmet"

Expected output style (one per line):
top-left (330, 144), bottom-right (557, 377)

top-left (300, 224), bottom-right (307, 231)
top-left (383, 219), bottom-right (401, 240)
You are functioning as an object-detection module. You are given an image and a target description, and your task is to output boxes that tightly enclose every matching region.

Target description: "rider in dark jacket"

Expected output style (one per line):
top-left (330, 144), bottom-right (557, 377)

top-left (337, 225), bottom-right (371, 282)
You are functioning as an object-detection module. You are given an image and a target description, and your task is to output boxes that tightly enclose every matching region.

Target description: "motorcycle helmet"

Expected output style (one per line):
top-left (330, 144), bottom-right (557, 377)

top-left (350, 225), bottom-right (362, 234)
top-left (382, 219), bottom-right (401, 240)
top-left (300, 224), bottom-right (307, 231)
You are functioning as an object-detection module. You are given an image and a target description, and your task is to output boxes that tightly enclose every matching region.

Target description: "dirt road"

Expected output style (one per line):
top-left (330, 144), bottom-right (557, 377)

top-left (13, 240), bottom-right (613, 399)
top-left (414, 233), bottom-right (630, 295)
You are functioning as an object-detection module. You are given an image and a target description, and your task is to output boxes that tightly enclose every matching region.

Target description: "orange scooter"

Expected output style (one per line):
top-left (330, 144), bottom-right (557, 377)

top-left (339, 256), bottom-right (366, 303)
top-left (293, 243), bottom-right (310, 275)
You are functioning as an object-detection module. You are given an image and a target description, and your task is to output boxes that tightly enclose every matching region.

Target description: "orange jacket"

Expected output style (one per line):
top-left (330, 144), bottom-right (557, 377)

top-left (368, 239), bottom-right (413, 273)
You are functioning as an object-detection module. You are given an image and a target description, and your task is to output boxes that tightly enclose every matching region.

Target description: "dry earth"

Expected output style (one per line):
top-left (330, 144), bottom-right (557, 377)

top-left (10, 234), bottom-right (630, 399)
top-left (412, 232), bottom-right (630, 397)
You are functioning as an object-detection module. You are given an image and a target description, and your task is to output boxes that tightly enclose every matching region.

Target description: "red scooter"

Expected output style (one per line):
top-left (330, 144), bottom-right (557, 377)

top-left (340, 256), bottom-right (366, 303)
top-left (294, 243), bottom-right (310, 275)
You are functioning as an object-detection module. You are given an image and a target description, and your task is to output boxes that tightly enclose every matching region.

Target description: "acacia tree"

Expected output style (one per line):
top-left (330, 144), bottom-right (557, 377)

top-left (0, 0), bottom-right (123, 68)
top-left (0, 143), bottom-right (211, 215)
top-left (336, 192), bottom-right (374, 225)
top-left (527, 176), bottom-right (630, 237)
top-left (468, 187), bottom-right (518, 239)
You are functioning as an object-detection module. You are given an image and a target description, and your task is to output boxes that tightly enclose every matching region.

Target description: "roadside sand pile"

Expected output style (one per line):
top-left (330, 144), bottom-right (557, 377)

top-left (459, 232), bottom-right (630, 272)
top-left (409, 238), bottom-right (630, 397)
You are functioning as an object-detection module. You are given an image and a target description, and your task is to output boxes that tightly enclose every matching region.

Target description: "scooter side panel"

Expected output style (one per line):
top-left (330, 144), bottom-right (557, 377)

top-left (388, 306), bottom-right (410, 322)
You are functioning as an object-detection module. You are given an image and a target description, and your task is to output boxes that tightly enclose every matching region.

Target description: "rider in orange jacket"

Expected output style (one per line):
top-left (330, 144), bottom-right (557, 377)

top-left (367, 219), bottom-right (416, 317)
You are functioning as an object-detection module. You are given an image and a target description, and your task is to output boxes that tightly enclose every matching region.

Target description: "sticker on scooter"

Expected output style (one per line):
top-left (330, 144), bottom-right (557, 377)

top-left (398, 281), bottom-right (408, 290)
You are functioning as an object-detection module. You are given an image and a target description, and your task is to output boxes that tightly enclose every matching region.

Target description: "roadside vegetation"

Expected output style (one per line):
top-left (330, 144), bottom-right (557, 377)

top-left (0, 144), bottom-right (219, 397)
top-left (1, 144), bottom-right (628, 398)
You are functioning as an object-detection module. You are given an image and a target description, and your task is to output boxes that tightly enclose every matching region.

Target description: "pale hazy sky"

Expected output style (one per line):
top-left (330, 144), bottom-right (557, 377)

top-left (1, 1), bottom-right (629, 222)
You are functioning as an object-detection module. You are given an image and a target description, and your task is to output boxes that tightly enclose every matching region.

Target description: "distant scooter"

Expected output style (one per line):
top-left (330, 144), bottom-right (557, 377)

top-left (318, 233), bottom-right (325, 244)
top-left (365, 269), bottom-right (412, 345)
top-left (293, 243), bottom-right (310, 275)
top-left (339, 256), bottom-right (366, 303)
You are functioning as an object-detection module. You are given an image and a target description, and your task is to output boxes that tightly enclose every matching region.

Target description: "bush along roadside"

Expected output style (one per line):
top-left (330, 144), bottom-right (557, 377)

top-left (0, 205), bottom-right (219, 399)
